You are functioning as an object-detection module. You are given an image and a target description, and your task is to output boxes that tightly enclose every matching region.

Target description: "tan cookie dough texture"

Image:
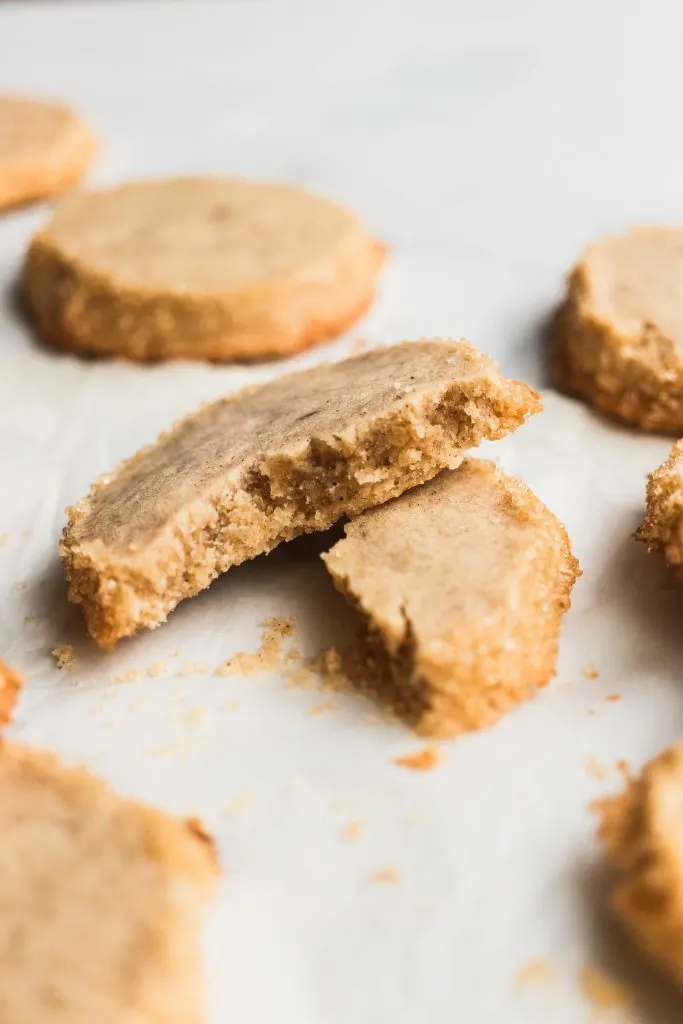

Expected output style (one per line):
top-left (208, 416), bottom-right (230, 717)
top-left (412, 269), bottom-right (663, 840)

top-left (0, 95), bottom-right (96, 212)
top-left (0, 742), bottom-right (217, 1024)
top-left (60, 340), bottom-right (540, 648)
top-left (322, 460), bottom-right (579, 737)
top-left (23, 177), bottom-right (385, 362)
top-left (637, 439), bottom-right (683, 574)
top-left (552, 226), bottom-right (683, 432)
top-left (598, 742), bottom-right (683, 986)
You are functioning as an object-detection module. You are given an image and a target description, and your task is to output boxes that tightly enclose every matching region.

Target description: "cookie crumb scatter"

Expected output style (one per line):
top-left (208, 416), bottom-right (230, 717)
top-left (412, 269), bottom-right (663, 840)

top-left (147, 662), bottom-right (165, 678)
top-left (579, 967), bottom-right (632, 1008)
top-left (343, 821), bottom-right (361, 841)
top-left (585, 756), bottom-right (607, 781)
top-left (583, 664), bottom-right (599, 680)
top-left (371, 866), bottom-right (399, 883)
top-left (51, 644), bottom-right (76, 671)
top-left (112, 669), bottom-right (140, 684)
top-left (605, 693), bottom-right (621, 703)
top-left (215, 616), bottom-right (296, 677)
top-left (394, 746), bottom-right (442, 771)
top-left (515, 957), bottom-right (557, 988)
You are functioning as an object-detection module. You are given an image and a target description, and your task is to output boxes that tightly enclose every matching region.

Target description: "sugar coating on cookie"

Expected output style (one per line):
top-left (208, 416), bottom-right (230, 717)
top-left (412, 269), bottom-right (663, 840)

top-left (0, 659), bottom-right (22, 728)
top-left (60, 340), bottom-right (540, 648)
top-left (637, 440), bottom-right (683, 573)
top-left (552, 226), bottom-right (683, 432)
top-left (322, 460), bottom-right (579, 737)
top-left (0, 743), bottom-right (217, 1024)
top-left (598, 742), bottom-right (683, 985)
top-left (0, 95), bottom-right (96, 212)
top-left (23, 177), bottom-right (385, 362)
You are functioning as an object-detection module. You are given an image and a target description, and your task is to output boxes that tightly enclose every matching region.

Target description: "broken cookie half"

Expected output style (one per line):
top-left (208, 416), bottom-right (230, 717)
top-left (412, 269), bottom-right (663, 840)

top-left (61, 340), bottom-right (540, 648)
top-left (0, 742), bottom-right (217, 1024)
top-left (597, 742), bottom-right (683, 986)
top-left (322, 460), bottom-right (579, 737)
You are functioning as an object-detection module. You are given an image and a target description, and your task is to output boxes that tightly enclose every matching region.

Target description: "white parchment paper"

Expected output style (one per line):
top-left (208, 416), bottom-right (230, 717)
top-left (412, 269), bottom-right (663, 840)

top-left (2, 2), bottom-right (683, 1020)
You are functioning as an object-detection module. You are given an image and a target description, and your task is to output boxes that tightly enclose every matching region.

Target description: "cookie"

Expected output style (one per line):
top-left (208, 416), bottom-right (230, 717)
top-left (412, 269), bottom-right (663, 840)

top-left (0, 659), bottom-right (22, 728)
top-left (322, 460), bottom-right (579, 737)
top-left (60, 340), bottom-right (540, 648)
top-left (0, 742), bottom-right (217, 1024)
top-left (0, 95), bottom-right (96, 212)
top-left (637, 440), bottom-right (683, 573)
top-left (598, 742), bottom-right (683, 985)
top-left (552, 226), bottom-right (683, 432)
top-left (23, 177), bottom-right (385, 362)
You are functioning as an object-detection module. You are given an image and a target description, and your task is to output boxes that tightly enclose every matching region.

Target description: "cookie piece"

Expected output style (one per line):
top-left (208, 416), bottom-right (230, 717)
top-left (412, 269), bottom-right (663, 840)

top-left (0, 742), bottom-right (217, 1024)
top-left (637, 440), bottom-right (683, 574)
top-left (597, 742), bottom-right (683, 985)
top-left (322, 460), bottom-right (579, 737)
top-left (0, 95), bottom-right (96, 212)
top-left (552, 226), bottom-right (683, 432)
top-left (0, 659), bottom-right (22, 727)
top-left (23, 177), bottom-right (385, 362)
top-left (60, 340), bottom-right (540, 648)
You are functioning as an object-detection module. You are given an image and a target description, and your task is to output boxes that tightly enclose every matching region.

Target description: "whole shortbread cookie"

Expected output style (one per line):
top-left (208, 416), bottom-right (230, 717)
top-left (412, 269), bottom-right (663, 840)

top-left (0, 659), bottom-right (21, 728)
top-left (552, 226), bottom-right (683, 432)
top-left (23, 177), bottom-right (385, 362)
top-left (0, 95), bottom-right (96, 211)
top-left (322, 460), bottom-right (579, 738)
top-left (60, 340), bottom-right (540, 648)
top-left (598, 742), bottom-right (683, 986)
top-left (0, 742), bottom-right (217, 1024)
top-left (637, 440), bottom-right (683, 573)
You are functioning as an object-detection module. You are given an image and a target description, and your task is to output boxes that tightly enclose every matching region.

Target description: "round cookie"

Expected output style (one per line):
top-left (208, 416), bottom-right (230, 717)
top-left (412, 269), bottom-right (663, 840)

top-left (23, 178), bottom-right (386, 362)
top-left (552, 226), bottom-right (683, 432)
top-left (0, 95), bottom-right (96, 211)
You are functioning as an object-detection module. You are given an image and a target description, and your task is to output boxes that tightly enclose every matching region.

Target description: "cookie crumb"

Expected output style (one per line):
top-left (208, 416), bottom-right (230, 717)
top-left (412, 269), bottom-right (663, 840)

top-left (24, 615), bottom-right (34, 623)
top-left (371, 866), bottom-right (399, 883)
top-left (583, 664), bottom-right (599, 680)
top-left (309, 700), bottom-right (337, 716)
top-left (343, 821), bottom-right (361, 841)
top-left (579, 966), bottom-right (631, 1008)
top-left (0, 533), bottom-right (10, 547)
top-left (283, 666), bottom-right (316, 690)
top-left (587, 708), bottom-right (596, 717)
top-left (605, 693), bottom-right (621, 703)
top-left (147, 661), bottom-right (165, 678)
top-left (181, 661), bottom-right (209, 676)
top-left (394, 746), bottom-right (442, 771)
top-left (311, 647), bottom-right (350, 692)
top-left (515, 957), bottom-right (557, 988)
top-left (186, 708), bottom-right (205, 726)
top-left (214, 616), bottom-right (296, 678)
top-left (112, 669), bottom-right (140, 684)
top-left (616, 758), bottom-right (631, 779)
top-left (585, 756), bottom-right (607, 781)
top-left (51, 644), bottom-right (76, 671)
